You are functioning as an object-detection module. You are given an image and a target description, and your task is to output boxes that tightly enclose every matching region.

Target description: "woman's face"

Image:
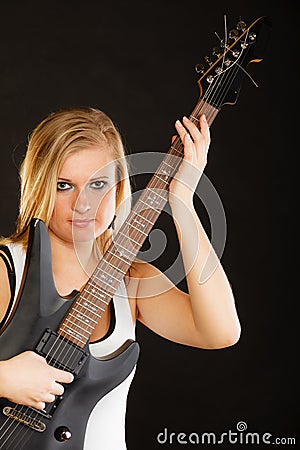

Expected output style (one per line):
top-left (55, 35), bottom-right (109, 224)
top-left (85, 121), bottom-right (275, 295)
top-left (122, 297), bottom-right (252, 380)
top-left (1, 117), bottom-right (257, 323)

top-left (49, 146), bottom-right (117, 245)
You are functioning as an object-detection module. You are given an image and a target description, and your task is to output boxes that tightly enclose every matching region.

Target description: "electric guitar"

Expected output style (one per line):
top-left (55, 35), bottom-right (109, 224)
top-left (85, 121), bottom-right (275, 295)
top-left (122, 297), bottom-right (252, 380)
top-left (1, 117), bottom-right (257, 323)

top-left (0, 16), bottom-right (271, 450)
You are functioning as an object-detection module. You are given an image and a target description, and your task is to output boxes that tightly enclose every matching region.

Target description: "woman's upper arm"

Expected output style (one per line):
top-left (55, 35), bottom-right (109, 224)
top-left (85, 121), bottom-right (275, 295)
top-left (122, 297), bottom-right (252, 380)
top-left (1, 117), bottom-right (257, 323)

top-left (134, 261), bottom-right (202, 347)
top-left (0, 258), bottom-right (11, 323)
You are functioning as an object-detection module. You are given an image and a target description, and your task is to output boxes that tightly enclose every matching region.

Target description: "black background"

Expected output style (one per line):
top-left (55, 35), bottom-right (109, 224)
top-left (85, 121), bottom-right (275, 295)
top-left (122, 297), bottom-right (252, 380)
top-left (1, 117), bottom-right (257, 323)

top-left (0, 1), bottom-right (297, 449)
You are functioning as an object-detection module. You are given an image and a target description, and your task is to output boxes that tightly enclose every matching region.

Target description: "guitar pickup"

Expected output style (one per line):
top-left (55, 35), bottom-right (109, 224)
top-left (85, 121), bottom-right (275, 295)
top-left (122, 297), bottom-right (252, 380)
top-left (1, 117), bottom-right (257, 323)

top-left (35, 328), bottom-right (89, 375)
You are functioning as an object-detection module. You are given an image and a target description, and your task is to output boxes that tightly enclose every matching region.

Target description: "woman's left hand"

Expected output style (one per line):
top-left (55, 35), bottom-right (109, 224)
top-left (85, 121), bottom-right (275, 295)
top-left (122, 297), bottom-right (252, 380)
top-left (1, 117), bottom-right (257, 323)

top-left (169, 114), bottom-right (210, 206)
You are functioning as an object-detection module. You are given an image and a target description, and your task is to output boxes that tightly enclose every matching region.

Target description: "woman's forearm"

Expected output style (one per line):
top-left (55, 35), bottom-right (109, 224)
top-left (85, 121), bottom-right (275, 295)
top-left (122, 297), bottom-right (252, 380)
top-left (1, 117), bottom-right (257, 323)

top-left (171, 199), bottom-right (241, 348)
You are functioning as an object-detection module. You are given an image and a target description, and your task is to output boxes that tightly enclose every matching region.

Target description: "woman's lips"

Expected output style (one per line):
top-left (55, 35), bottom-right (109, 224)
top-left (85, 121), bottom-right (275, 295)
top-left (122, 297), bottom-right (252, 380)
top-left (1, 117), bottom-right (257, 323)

top-left (70, 219), bottom-right (94, 228)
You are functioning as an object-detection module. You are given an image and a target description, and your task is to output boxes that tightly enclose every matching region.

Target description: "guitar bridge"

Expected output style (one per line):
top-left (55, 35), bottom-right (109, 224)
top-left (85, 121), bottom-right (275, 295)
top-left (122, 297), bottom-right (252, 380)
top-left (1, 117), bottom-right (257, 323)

top-left (3, 406), bottom-right (46, 432)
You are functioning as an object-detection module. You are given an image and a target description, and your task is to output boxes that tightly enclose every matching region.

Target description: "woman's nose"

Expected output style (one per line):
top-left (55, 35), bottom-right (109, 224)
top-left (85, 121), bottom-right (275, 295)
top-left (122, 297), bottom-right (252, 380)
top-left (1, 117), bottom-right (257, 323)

top-left (73, 190), bottom-right (91, 214)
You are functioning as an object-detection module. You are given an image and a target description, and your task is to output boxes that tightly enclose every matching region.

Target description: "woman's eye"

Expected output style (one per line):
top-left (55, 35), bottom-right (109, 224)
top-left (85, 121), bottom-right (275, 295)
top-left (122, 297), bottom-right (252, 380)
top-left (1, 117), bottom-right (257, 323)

top-left (90, 180), bottom-right (106, 189)
top-left (57, 182), bottom-right (72, 191)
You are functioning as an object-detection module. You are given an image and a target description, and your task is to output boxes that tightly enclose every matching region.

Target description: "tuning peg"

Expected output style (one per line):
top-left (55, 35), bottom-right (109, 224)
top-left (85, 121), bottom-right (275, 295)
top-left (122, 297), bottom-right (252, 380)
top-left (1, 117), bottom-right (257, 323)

top-left (232, 49), bottom-right (240, 58)
top-left (206, 75), bottom-right (214, 84)
top-left (212, 46), bottom-right (222, 57)
top-left (229, 29), bottom-right (239, 40)
top-left (195, 63), bottom-right (205, 74)
top-left (224, 58), bottom-right (232, 66)
top-left (236, 20), bottom-right (247, 31)
top-left (215, 67), bottom-right (223, 75)
top-left (204, 56), bottom-right (213, 66)
top-left (249, 32), bottom-right (256, 41)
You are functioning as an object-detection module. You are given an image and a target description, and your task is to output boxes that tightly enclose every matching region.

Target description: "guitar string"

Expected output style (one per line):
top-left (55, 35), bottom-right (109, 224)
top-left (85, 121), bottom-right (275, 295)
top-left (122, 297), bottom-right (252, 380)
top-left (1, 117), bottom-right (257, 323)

top-left (0, 421), bottom-right (34, 450)
top-left (0, 393), bottom-right (34, 448)
top-left (210, 33), bottom-right (250, 111)
top-left (194, 30), bottom-right (251, 124)
top-left (0, 411), bottom-right (33, 450)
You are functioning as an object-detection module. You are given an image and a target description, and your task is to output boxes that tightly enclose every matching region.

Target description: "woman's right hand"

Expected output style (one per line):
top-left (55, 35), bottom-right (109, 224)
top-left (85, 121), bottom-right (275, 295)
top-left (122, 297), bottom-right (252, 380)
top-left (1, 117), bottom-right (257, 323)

top-left (0, 351), bottom-right (74, 410)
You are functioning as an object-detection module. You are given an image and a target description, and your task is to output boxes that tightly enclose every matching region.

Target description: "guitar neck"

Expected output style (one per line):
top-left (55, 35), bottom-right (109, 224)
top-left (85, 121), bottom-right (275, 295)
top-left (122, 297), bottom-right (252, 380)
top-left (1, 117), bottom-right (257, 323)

top-left (58, 100), bottom-right (219, 347)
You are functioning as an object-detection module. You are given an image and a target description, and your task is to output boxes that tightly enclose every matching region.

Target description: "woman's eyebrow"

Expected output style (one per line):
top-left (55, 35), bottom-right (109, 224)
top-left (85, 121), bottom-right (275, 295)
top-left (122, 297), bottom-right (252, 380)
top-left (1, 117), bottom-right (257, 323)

top-left (89, 175), bottom-right (110, 181)
top-left (57, 177), bottom-right (72, 182)
top-left (57, 175), bottom-right (110, 182)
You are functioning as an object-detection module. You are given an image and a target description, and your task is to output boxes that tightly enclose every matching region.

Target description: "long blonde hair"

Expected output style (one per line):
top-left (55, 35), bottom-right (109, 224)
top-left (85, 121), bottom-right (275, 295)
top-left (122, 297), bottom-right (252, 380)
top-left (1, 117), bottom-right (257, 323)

top-left (1, 107), bottom-right (132, 254)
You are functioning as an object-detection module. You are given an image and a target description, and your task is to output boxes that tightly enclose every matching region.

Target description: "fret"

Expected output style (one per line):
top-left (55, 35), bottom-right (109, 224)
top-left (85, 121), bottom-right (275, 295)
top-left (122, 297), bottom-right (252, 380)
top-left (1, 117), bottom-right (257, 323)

top-left (132, 203), bottom-right (157, 223)
top-left (190, 101), bottom-right (219, 127)
top-left (161, 159), bottom-right (174, 170)
top-left (140, 199), bottom-right (160, 214)
top-left (147, 187), bottom-right (168, 202)
top-left (153, 173), bottom-right (170, 186)
top-left (131, 216), bottom-right (147, 229)
top-left (118, 231), bottom-right (141, 247)
top-left (65, 316), bottom-right (94, 333)
top-left (60, 326), bottom-right (87, 345)
top-left (83, 297), bottom-right (108, 317)
top-left (94, 270), bottom-right (120, 284)
top-left (81, 299), bottom-right (106, 313)
top-left (85, 283), bottom-right (110, 303)
top-left (156, 169), bottom-right (172, 182)
top-left (98, 259), bottom-right (124, 278)
top-left (70, 310), bottom-right (97, 325)
top-left (170, 145), bottom-right (183, 157)
top-left (60, 323), bottom-right (89, 339)
top-left (103, 258), bottom-right (127, 275)
top-left (144, 190), bottom-right (165, 208)
top-left (91, 275), bottom-right (117, 293)
top-left (114, 240), bottom-right (136, 257)
top-left (126, 221), bottom-right (148, 236)
top-left (131, 209), bottom-right (154, 226)
top-left (107, 249), bottom-right (130, 266)
top-left (160, 159), bottom-right (178, 175)
top-left (80, 297), bottom-right (103, 315)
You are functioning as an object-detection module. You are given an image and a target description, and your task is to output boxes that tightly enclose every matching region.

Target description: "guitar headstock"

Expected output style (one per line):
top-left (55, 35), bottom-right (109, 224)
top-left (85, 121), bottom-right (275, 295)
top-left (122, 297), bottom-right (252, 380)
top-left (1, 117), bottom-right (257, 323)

top-left (195, 16), bottom-right (271, 109)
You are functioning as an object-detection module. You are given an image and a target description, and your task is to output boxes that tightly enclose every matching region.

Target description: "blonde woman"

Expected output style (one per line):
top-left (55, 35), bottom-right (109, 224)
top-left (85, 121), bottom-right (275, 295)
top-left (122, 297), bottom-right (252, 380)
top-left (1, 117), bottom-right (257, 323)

top-left (0, 107), bottom-right (240, 449)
